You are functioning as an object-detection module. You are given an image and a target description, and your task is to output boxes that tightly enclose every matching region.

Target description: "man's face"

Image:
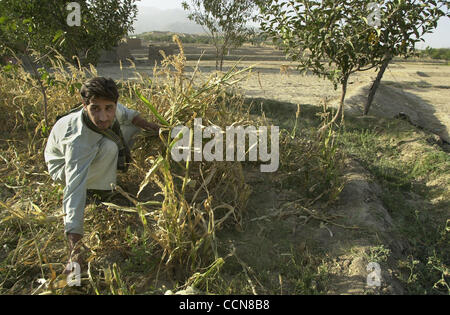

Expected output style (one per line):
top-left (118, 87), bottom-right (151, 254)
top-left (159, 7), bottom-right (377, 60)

top-left (83, 97), bottom-right (117, 130)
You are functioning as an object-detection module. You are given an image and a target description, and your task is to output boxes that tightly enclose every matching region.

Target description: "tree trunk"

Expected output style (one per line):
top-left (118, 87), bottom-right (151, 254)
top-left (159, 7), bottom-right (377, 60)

top-left (364, 56), bottom-right (392, 115)
top-left (337, 74), bottom-right (348, 123)
top-left (219, 53), bottom-right (224, 71)
top-left (218, 46), bottom-right (226, 72)
top-left (318, 74), bottom-right (349, 134)
top-left (24, 51), bottom-right (48, 129)
top-left (215, 48), bottom-right (220, 70)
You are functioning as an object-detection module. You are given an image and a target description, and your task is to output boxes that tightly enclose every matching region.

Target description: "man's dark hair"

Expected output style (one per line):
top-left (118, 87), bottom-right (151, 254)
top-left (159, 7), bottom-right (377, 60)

top-left (80, 77), bottom-right (119, 104)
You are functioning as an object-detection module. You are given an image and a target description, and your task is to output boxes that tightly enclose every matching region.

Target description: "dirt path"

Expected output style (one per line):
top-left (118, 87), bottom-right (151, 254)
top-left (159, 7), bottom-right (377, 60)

top-left (236, 61), bottom-right (450, 143)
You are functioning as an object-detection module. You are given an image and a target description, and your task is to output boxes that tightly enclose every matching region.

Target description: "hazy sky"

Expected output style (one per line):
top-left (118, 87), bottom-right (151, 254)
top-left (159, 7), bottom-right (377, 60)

top-left (138, 0), bottom-right (183, 10)
top-left (136, 0), bottom-right (449, 48)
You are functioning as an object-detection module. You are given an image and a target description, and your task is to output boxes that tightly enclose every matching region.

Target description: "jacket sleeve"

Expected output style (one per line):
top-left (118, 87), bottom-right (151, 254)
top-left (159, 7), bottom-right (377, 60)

top-left (62, 141), bottom-right (98, 235)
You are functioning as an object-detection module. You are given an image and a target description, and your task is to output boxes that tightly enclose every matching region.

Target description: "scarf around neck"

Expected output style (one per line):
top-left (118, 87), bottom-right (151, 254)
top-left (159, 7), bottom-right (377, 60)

top-left (81, 109), bottom-right (131, 172)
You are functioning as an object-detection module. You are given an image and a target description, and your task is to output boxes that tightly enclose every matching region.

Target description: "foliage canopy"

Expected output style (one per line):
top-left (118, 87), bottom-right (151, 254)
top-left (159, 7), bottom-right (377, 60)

top-left (258, 0), bottom-right (449, 121)
top-left (0, 0), bottom-right (139, 65)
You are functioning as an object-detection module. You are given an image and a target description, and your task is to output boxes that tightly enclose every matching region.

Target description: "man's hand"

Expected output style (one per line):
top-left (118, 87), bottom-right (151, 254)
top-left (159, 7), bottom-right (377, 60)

top-left (132, 114), bottom-right (160, 133)
top-left (144, 122), bottom-right (161, 132)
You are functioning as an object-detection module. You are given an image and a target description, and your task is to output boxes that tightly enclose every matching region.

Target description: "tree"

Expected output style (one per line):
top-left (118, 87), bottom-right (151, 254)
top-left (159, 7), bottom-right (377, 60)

top-left (360, 0), bottom-right (449, 115)
top-left (257, 0), bottom-right (448, 129)
top-left (182, 0), bottom-right (258, 71)
top-left (259, 0), bottom-right (379, 130)
top-left (0, 0), bottom-right (139, 65)
top-left (0, 0), bottom-right (138, 130)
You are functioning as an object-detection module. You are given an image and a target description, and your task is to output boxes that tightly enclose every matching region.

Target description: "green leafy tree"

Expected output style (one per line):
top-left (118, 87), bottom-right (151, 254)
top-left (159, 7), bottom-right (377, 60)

top-left (258, 0), bottom-right (448, 129)
top-left (259, 0), bottom-right (376, 130)
top-left (361, 0), bottom-right (449, 115)
top-left (0, 0), bottom-right (138, 130)
top-left (0, 0), bottom-right (139, 65)
top-left (182, 0), bottom-right (258, 71)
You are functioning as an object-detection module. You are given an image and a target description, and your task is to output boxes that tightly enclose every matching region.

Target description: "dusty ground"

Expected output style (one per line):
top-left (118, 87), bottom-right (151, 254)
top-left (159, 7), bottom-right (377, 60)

top-left (219, 61), bottom-right (449, 145)
top-left (98, 55), bottom-right (450, 143)
top-left (229, 159), bottom-right (407, 294)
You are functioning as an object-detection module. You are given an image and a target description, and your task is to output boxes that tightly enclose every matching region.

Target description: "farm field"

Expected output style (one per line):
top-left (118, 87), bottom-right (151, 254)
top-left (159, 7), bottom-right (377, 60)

top-left (1, 42), bottom-right (449, 296)
top-left (98, 43), bottom-right (450, 144)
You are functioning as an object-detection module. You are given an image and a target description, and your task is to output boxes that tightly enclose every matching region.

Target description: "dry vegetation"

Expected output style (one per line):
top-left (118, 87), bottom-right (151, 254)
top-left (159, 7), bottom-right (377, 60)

top-left (0, 38), bottom-right (448, 295)
top-left (0, 37), bottom-right (342, 294)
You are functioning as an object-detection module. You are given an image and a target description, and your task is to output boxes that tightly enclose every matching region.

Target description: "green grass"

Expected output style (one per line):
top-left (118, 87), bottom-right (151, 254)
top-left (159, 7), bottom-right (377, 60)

top-left (338, 115), bottom-right (449, 294)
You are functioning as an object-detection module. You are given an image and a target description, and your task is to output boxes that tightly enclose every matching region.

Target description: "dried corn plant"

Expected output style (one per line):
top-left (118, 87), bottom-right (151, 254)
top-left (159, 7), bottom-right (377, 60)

top-left (111, 35), bottom-right (255, 280)
top-left (0, 35), bottom-right (258, 294)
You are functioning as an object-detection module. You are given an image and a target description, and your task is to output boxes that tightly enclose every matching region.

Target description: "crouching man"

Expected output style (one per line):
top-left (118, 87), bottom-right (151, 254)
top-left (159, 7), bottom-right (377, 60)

top-left (44, 77), bottom-right (159, 274)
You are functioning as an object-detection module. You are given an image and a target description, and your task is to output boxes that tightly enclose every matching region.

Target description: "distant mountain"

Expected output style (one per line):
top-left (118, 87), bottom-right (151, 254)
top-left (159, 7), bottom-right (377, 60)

top-left (131, 7), bottom-right (205, 35)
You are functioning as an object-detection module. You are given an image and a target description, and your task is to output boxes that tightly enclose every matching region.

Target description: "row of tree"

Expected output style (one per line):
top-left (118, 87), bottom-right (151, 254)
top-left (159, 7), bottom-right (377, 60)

top-left (420, 47), bottom-right (450, 60)
top-left (139, 32), bottom-right (216, 45)
top-left (1, 0), bottom-right (448, 119)
top-left (182, 0), bottom-right (448, 121)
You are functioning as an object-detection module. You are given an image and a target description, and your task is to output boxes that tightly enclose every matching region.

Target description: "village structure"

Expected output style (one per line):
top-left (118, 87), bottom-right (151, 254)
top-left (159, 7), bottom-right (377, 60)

top-left (98, 37), bottom-right (180, 65)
